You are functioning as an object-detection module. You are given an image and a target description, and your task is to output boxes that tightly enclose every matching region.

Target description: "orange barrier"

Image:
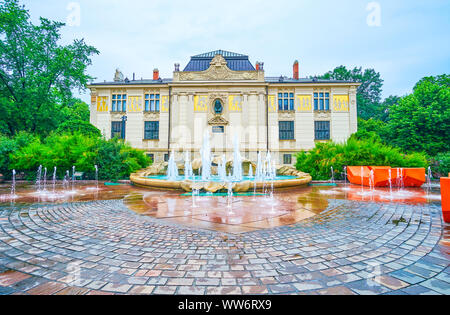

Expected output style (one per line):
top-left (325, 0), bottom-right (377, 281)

top-left (347, 166), bottom-right (426, 187)
top-left (347, 166), bottom-right (371, 186)
top-left (441, 177), bottom-right (450, 223)
top-left (369, 166), bottom-right (394, 187)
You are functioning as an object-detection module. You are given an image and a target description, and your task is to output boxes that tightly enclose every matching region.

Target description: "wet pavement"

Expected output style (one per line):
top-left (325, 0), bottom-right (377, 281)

top-left (0, 183), bottom-right (448, 295)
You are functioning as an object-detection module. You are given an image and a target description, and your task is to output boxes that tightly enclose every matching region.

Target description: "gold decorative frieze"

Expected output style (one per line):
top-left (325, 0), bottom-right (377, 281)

top-left (296, 95), bottom-right (312, 112)
top-left (161, 96), bottom-right (169, 112)
top-left (333, 95), bottom-right (350, 112)
top-left (97, 96), bottom-right (109, 112)
top-left (228, 95), bottom-right (242, 112)
top-left (268, 95), bottom-right (277, 113)
top-left (128, 96), bottom-right (142, 112)
top-left (194, 95), bottom-right (208, 112)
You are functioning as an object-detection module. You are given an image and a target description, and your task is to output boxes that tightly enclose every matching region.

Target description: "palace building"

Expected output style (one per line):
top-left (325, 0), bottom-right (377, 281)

top-left (88, 50), bottom-right (360, 165)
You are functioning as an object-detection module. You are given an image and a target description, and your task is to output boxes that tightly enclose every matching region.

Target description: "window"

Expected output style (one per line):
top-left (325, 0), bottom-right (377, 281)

top-left (315, 121), bottom-right (330, 140)
top-left (144, 121), bottom-right (159, 140)
top-left (214, 99), bottom-right (223, 114)
top-left (112, 94), bottom-right (127, 112)
top-left (279, 121), bottom-right (295, 140)
top-left (147, 153), bottom-right (155, 162)
top-left (164, 154), bottom-right (169, 162)
top-left (145, 94), bottom-right (160, 112)
top-left (111, 121), bottom-right (124, 139)
top-left (314, 92), bottom-right (330, 111)
top-left (283, 154), bottom-right (292, 165)
top-left (212, 126), bottom-right (224, 133)
top-left (278, 92), bottom-right (295, 111)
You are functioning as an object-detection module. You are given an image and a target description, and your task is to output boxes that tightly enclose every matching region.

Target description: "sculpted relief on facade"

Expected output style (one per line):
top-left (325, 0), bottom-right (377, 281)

top-left (174, 55), bottom-right (263, 82)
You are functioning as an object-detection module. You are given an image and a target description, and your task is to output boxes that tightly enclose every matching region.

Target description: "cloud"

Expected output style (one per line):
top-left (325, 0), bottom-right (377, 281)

top-left (20, 0), bottom-right (450, 102)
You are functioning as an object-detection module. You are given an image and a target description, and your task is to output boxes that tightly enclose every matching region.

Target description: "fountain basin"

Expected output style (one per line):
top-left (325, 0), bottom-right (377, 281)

top-left (130, 173), bottom-right (312, 192)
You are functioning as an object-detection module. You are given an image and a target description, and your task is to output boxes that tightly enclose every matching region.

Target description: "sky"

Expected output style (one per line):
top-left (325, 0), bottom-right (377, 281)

top-left (21, 0), bottom-right (450, 103)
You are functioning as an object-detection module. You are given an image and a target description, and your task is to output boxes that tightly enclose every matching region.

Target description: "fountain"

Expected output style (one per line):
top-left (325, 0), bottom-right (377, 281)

top-left (43, 167), bottom-right (48, 191)
top-left (11, 170), bottom-right (16, 197)
top-left (343, 166), bottom-right (348, 185)
top-left (232, 136), bottom-right (243, 181)
top-left (331, 166), bottom-right (335, 183)
top-left (95, 165), bottom-right (99, 188)
top-left (52, 167), bottom-right (57, 193)
top-left (130, 132), bottom-right (312, 192)
top-left (184, 152), bottom-right (193, 181)
top-left (369, 169), bottom-right (375, 190)
top-left (226, 180), bottom-right (233, 210)
top-left (63, 170), bottom-right (70, 190)
top-left (167, 150), bottom-right (179, 181)
top-left (427, 166), bottom-right (433, 188)
top-left (200, 132), bottom-right (212, 182)
top-left (36, 165), bottom-right (42, 192)
top-left (72, 166), bottom-right (76, 191)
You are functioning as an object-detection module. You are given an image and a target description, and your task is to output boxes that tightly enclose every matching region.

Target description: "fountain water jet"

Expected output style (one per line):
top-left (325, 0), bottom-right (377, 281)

top-left (200, 132), bottom-right (212, 182)
top-left (52, 167), bottom-right (57, 193)
top-left (232, 135), bottom-right (243, 181)
top-left (11, 170), bottom-right (16, 197)
top-left (184, 152), bottom-right (193, 181)
top-left (167, 150), bottom-right (179, 181)
top-left (36, 165), bottom-right (42, 192)
top-left (43, 167), bottom-right (48, 191)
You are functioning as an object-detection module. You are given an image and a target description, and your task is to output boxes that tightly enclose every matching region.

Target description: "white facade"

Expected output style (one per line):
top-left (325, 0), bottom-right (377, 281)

top-left (88, 51), bottom-right (359, 165)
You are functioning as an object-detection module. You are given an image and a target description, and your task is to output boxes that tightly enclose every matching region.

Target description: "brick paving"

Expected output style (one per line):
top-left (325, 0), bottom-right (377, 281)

top-left (0, 199), bottom-right (448, 295)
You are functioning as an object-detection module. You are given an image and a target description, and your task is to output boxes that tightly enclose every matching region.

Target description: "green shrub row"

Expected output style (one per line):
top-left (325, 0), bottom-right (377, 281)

top-left (1, 132), bottom-right (151, 181)
top-left (295, 135), bottom-right (429, 180)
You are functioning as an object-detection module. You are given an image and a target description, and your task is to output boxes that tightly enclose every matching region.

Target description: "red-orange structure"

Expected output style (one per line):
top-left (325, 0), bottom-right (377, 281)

top-left (441, 177), bottom-right (450, 223)
top-left (347, 166), bottom-right (426, 188)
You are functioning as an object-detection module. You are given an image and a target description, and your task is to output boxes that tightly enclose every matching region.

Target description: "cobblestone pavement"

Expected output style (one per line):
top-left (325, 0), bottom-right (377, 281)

top-left (0, 199), bottom-right (448, 295)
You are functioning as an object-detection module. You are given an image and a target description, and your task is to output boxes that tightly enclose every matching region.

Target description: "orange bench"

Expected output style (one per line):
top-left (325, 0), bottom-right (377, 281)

top-left (347, 166), bottom-right (426, 187)
top-left (441, 177), bottom-right (450, 223)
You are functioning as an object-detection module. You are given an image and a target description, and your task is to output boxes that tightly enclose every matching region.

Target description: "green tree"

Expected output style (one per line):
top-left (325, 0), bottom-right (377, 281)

top-left (0, 0), bottom-right (98, 136)
top-left (317, 66), bottom-right (384, 120)
top-left (59, 97), bottom-right (90, 122)
top-left (387, 74), bottom-right (450, 156)
top-left (377, 95), bottom-right (401, 122)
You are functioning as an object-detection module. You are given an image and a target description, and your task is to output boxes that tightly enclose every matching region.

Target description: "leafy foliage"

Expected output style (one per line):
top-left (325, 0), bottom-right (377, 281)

top-left (387, 75), bottom-right (450, 156)
top-left (0, 0), bottom-right (98, 136)
top-left (55, 120), bottom-right (101, 138)
top-left (431, 152), bottom-right (450, 178)
top-left (316, 66), bottom-right (384, 120)
top-left (295, 136), bottom-right (428, 180)
top-left (9, 133), bottom-right (151, 181)
top-left (0, 131), bottom-right (36, 178)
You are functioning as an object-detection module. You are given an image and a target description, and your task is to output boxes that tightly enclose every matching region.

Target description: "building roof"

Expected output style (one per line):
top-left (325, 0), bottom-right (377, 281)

top-left (89, 78), bottom-right (173, 86)
top-left (183, 50), bottom-right (256, 72)
top-left (265, 76), bottom-right (358, 84)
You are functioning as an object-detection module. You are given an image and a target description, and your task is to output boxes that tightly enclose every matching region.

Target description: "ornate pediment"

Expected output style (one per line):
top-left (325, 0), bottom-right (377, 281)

top-left (174, 55), bottom-right (263, 82)
top-left (208, 115), bottom-right (229, 126)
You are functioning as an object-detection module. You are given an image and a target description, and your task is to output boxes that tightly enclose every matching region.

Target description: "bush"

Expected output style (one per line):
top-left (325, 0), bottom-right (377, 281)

top-left (0, 132), bottom-right (37, 179)
top-left (10, 133), bottom-right (151, 181)
top-left (94, 138), bottom-right (151, 181)
top-left (295, 137), bottom-right (429, 180)
top-left (55, 120), bottom-right (101, 138)
top-left (431, 152), bottom-right (450, 178)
